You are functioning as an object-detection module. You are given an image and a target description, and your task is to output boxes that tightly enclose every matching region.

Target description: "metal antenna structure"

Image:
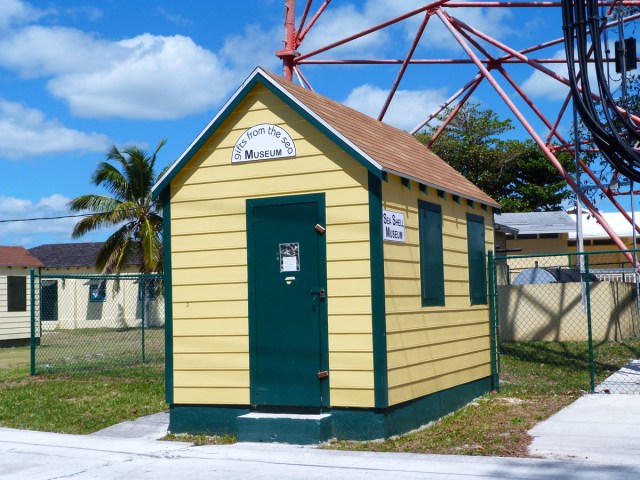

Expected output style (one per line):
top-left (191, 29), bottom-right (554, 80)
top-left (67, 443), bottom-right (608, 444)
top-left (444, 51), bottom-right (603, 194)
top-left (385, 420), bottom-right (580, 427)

top-left (277, 0), bottom-right (640, 266)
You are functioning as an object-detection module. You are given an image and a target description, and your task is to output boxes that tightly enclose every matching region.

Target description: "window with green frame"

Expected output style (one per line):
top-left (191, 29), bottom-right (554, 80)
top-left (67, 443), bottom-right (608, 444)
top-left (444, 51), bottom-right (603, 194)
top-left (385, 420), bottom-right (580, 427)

top-left (418, 200), bottom-right (445, 306)
top-left (467, 213), bottom-right (487, 305)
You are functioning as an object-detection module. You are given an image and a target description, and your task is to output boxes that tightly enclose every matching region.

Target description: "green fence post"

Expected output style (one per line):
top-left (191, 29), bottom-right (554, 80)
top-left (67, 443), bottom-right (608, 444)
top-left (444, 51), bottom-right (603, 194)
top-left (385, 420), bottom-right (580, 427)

top-left (30, 269), bottom-right (36, 376)
top-left (585, 254), bottom-right (595, 393)
top-left (488, 250), bottom-right (499, 391)
top-left (141, 276), bottom-right (146, 364)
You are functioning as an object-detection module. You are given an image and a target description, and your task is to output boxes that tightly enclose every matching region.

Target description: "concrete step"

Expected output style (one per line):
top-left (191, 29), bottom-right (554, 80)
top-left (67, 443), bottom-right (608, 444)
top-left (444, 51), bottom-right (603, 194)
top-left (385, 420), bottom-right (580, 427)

top-left (236, 412), bottom-right (332, 444)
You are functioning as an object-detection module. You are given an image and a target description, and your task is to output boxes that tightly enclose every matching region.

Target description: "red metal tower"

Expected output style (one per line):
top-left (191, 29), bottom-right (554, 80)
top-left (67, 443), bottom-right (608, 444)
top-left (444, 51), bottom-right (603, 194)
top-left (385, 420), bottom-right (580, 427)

top-left (278, 0), bottom-right (640, 263)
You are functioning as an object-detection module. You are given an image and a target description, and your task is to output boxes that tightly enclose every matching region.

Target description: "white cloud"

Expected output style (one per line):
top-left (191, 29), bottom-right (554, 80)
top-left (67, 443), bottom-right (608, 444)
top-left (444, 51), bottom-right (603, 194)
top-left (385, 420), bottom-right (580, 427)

top-left (520, 48), bottom-right (616, 102)
top-left (0, 194), bottom-right (76, 245)
top-left (0, 0), bottom-right (47, 30)
top-left (219, 24), bottom-right (281, 74)
top-left (48, 33), bottom-right (235, 119)
top-left (301, 3), bottom-right (390, 57)
top-left (0, 26), bottom-right (123, 78)
top-left (0, 20), bottom-right (279, 120)
top-left (0, 194), bottom-right (113, 247)
top-left (0, 98), bottom-right (109, 159)
top-left (343, 84), bottom-right (448, 131)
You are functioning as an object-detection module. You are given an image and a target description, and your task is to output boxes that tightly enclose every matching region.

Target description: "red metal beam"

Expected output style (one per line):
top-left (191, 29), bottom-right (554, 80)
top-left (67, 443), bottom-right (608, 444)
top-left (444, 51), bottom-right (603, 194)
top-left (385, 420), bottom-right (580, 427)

top-left (436, 7), bottom-right (636, 265)
top-left (379, 12), bottom-right (432, 121)
top-left (427, 81), bottom-right (481, 147)
top-left (297, 0), bottom-right (331, 44)
top-left (295, 0), bottom-right (451, 63)
top-left (296, 0), bottom-right (313, 41)
top-left (278, 0), bottom-right (298, 80)
top-left (293, 65), bottom-right (315, 91)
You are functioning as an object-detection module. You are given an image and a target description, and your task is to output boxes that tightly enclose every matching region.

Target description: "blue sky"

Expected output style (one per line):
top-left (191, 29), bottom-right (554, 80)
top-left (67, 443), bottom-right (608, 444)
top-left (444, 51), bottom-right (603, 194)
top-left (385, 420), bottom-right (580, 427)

top-left (0, 0), bottom-right (626, 247)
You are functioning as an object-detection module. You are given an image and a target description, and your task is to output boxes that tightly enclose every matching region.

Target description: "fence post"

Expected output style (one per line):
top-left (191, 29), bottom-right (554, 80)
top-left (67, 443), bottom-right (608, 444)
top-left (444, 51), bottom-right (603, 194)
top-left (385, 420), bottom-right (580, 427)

top-left (30, 269), bottom-right (36, 376)
top-left (585, 254), bottom-right (595, 393)
top-left (488, 250), bottom-right (499, 391)
top-left (141, 276), bottom-right (146, 364)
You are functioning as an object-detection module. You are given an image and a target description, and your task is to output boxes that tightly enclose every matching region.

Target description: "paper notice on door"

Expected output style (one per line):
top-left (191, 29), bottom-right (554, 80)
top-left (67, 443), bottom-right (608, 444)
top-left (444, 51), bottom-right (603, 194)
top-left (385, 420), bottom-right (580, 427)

top-left (282, 256), bottom-right (298, 272)
top-left (280, 243), bottom-right (300, 272)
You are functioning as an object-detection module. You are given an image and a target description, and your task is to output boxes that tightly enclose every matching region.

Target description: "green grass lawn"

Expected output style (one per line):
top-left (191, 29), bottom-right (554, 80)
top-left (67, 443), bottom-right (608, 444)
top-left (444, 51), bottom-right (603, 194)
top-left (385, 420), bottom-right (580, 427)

top-left (0, 346), bottom-right (167, 435)
top-left (2, 339), bottom-right (638, 455)
top-left (327, 339), bottom-right (640, 457)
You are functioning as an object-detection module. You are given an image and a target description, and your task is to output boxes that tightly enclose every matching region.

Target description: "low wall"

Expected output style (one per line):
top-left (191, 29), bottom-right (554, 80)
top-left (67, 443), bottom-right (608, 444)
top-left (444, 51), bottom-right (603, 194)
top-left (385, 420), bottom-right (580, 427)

top-left (498, 281), bottom-right (640, 342)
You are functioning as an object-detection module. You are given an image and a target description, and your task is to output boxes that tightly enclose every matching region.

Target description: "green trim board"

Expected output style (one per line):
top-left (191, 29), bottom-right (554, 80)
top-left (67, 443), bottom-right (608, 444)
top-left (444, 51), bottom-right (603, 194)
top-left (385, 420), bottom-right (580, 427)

top-left (467, 213), bottom-right (487, 305)
top-left (161, 188), bottom-right (174, 404)
top-left (368, 172), bottom-right (388, 409)
top-left (418, 200), bottom-right (445, 307)
top-left (246, 193), bottom-right (329, 411)
top-left (152, 68), bottom-right (382, 199)
top-left (169, 405), bottom-right (250, 436)
top-left (168, 377), bottom-right (491, 441)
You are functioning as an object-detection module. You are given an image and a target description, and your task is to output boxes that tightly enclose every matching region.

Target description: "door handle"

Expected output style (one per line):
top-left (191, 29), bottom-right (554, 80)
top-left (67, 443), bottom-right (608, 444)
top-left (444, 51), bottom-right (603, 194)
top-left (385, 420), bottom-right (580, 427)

top-left (310, 288), bottom-right (326, 299)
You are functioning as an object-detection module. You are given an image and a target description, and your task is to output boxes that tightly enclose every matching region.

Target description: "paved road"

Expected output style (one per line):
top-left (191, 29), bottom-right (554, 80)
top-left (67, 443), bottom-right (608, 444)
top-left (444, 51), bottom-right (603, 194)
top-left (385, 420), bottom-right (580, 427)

top-left (3, 394), bottom-right (640, 479)
top-left (2, 426), bottom-right (640, 480)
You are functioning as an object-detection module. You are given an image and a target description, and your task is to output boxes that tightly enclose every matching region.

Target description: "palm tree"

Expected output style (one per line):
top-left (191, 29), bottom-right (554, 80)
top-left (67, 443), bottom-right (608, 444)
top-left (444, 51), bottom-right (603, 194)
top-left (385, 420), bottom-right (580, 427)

top-left (68, 140), bottom-right (167, 273)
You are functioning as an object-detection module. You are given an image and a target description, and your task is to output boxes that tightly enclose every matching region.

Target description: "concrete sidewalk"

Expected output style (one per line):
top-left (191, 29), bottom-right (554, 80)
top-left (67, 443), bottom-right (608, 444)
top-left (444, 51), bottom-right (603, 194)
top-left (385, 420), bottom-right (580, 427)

top-left (529, 394), bottom-right (640, 465)
top-left (3, 393), bottom-right (640, 479)
top-left (2, 426), bottom-right (640, 480)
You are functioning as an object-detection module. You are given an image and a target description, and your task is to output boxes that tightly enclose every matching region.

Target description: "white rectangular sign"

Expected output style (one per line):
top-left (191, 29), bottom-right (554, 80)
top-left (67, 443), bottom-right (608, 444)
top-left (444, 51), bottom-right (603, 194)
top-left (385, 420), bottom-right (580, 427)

top-left (383, 210), bottom-right (405, 242)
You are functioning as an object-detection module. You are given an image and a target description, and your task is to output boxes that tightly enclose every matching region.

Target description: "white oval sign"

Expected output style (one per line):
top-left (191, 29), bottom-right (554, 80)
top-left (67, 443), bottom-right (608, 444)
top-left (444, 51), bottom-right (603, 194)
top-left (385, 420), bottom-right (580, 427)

top-left (232, 123), bottom-right (296, 163)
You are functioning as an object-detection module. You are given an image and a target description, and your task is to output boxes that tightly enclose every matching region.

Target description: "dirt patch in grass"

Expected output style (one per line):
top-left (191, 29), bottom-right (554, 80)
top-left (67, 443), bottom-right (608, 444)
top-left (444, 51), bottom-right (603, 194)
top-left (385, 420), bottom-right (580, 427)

top-left (162, 433), bottom-right (237, 446)
top-left (0, 347), bottom-right (30, 370)
top-left (326, 392), bottom-right (577, 457)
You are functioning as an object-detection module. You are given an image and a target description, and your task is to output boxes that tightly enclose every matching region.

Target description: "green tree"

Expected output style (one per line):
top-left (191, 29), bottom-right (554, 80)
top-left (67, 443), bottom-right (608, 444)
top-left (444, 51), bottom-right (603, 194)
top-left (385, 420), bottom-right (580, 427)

top-left (68, 140), bottom-right (167, 273)
top-left (415, 104), bottom-right (574, 212)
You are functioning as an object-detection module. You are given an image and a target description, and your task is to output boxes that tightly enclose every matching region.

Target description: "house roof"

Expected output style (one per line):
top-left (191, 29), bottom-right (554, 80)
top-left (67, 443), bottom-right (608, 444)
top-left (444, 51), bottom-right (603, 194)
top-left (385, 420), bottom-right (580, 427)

top-left (0, 246), bottom-right (44, 268)
top-left (152, 67), bottom-right (498, 208)
top-left (568, 212), bottom-right (640, 240)
top-left (496, 211), bottom-right (576, 235)
top-left (29, 242), bottom-right (140, 269)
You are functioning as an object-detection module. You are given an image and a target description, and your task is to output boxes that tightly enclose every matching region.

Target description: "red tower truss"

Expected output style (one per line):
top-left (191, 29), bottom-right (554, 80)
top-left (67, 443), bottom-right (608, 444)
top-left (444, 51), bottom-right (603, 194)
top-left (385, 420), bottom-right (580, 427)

top-left (278, 0), bottom-right (640, 265)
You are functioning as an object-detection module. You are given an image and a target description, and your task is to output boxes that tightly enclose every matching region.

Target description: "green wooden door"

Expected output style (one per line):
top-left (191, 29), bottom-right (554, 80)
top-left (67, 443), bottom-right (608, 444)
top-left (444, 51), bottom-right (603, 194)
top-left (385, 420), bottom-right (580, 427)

top-left (247, 194), bottom-right (328, 411)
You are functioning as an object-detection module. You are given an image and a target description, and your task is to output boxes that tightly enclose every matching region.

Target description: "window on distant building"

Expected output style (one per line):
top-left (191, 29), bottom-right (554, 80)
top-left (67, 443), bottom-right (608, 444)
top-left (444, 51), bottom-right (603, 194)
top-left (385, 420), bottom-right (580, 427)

top-left (89, 280), bottom-right (107, 302)
top-left (7, 276), bottom-right (26, 312)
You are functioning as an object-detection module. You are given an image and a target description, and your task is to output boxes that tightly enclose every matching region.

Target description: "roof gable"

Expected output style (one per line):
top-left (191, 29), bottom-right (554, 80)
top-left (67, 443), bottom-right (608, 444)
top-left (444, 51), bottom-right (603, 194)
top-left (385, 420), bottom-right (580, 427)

top-left (153, 67), bottom-right (498, 208)
top-left (0, 246), bottom-right (43, 268)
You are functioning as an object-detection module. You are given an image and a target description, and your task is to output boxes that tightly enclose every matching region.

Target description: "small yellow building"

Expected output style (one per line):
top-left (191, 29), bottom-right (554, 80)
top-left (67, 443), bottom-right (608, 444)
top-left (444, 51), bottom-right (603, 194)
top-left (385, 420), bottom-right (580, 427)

top-left (152, 68), bottom-right (499, 442)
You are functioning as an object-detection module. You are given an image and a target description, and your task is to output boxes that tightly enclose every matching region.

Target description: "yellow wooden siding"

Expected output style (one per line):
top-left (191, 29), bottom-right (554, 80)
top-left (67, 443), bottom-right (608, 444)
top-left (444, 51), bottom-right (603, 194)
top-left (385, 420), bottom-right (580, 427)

top-left (170, 83), bottom-right (374, 407)
top-left (381, 175), bottom-right (494, 406)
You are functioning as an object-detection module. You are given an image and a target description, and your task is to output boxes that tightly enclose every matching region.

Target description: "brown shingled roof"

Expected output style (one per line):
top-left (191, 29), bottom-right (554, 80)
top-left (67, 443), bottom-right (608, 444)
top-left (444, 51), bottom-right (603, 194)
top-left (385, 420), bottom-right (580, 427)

top-left (263, 70), bottom-right (498, 207)
top-left (0, 246), bottom-right (44, 267)
top-left (29, 242), bottom-right (142, 269)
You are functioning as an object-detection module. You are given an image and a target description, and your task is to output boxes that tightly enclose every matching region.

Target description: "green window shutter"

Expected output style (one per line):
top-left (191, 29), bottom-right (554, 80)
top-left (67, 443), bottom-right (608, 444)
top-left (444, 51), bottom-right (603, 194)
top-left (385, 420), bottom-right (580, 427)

top-left (419, 200), bottom-right (445, 306)
top-left (467, 214), bottom-right (487, 305)
top-left (7, 276), bottom-right (27, 312)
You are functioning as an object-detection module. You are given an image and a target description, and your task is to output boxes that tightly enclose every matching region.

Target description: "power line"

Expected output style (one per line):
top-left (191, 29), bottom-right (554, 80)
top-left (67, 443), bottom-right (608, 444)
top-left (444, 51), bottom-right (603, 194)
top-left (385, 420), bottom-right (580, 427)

top-left (0, 207), bottom-right (150, 224)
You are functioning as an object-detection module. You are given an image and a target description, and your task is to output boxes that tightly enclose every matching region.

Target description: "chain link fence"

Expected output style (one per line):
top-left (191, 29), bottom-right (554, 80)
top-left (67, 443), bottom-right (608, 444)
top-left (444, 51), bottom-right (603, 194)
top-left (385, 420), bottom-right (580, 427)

top-left (31, 273), bottom-right (165, 374)
top-left (491, 249), bottom-right (640, 394)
